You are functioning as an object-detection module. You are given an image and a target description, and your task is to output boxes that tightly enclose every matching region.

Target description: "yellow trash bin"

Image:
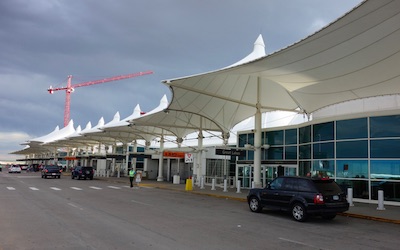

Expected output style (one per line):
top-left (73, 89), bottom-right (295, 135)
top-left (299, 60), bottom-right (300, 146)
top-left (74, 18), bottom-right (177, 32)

top-left (185, 179), bottom-right (193, 191)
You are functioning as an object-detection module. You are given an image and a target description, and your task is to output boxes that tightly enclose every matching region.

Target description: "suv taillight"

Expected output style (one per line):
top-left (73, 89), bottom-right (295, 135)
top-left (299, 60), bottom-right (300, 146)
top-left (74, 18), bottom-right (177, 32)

top-left (314, 194), bottom-right (325, 204)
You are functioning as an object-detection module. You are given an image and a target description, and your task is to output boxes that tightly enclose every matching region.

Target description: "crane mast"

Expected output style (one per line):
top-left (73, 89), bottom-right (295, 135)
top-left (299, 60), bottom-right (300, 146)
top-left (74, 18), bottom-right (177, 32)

top-left (47, 70), bottom-right (153, 127)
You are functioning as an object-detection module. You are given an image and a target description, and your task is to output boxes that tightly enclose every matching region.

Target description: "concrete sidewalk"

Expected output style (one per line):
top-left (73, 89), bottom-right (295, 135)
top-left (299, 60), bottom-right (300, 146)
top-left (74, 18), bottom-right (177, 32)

top-left (97, 176), bottom-right (400, 224)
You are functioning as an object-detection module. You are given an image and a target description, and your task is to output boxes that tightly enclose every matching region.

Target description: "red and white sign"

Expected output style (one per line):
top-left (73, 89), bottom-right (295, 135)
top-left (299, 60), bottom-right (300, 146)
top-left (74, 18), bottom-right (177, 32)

top-left (185, 153), bottom-right (194, 163)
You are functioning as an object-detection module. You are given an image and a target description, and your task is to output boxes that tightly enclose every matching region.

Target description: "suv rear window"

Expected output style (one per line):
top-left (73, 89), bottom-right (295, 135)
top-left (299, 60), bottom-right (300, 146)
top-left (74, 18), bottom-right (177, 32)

top-left (312, 179), bottom-right (342, 195)
top-left (45, 166), bottom-right (59, 170)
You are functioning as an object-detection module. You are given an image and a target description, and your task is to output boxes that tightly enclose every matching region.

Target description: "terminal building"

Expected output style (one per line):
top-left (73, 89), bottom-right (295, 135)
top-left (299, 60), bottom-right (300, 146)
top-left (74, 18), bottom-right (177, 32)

top-left (12, 0), bottom-right (400, 205)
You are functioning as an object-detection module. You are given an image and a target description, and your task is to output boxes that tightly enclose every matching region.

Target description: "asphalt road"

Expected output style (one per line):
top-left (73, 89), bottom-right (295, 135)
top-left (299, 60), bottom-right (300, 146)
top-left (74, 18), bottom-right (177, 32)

top-left (1, 172), bottom-right (399, 250)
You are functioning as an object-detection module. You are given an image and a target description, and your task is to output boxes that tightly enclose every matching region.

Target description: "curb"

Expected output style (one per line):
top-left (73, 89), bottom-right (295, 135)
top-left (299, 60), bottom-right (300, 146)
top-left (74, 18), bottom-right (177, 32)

top-left (339, 212), bottom-right (400, 224)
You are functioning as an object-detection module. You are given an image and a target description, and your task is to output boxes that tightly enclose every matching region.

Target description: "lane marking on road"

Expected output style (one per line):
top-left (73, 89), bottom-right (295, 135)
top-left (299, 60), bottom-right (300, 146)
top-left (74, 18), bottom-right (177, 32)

top-left (29, 187), bottom-right (39, 191)
top-left (67, 203), bottom-right (83, 210)
top-left (278, 237), bottom-right (322, 249)
top-left (89, 186), bottom-right (102, 190)
top-left (131, 200), bottom-right (152, 206)
top-left (50, 187), bottom-right (61, 191)
top-left (70, 187), bottom-right (82, 190)
top-left (107, 186), bottom-right (121, 189)
top-left (6, 187), bottom-right (16, 190)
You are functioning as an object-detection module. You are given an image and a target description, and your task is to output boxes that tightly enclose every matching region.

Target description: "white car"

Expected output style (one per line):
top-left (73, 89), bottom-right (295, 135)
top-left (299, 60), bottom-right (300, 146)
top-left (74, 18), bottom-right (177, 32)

top-left (8, 165), bottom-right (22, 173)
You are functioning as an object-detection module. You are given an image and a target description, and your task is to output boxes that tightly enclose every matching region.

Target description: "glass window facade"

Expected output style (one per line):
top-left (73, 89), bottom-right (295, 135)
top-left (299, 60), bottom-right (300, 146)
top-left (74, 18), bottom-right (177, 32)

top-left (337, 118), bottom-right (367, 139)
top-left (285, 129), bottom-right (297, 145)
top-left (313, 122), bottom-right (334, 142)
top-left (237, 113), bottom-right (400, 203)
top-left (299, 126), bottom-right (311, 144)
top-left (266, 131), bottom-right (283, 145)
top-left (370, 115), bottom-right (400, 138)
top-left (336, 141), bottom-right (368, 158)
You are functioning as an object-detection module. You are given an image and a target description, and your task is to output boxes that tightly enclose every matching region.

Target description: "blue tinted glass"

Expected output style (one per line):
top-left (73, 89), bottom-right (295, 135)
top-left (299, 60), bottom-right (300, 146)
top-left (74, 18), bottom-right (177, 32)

top-left (299, 161), bottom-right (311, 176)
top-left (238, 134), bottom-right (247, 147)
top-left (335, 179), bottom-right (369, 199)
top-left (312, 160), bottom-right (334, 177)
top-left (313, 142), bottom-right (334, 159)
top-left (371, 160), bottom-right (400, 180)
top-left (370, 115), bottom-right (400, 138)
top-left (285, 129), bottom-right (297, 145)
top-left (371, 139), bottom-right (400, 158)
top-left (247, 150), bottom-right (254, 160)
top-left (261, 132), bottom-right (266, 146)
top-left (299, 126), bottom-right (311, 144)
top-left (337, 118), bottom-right (367, 140)
top-left (266, 131), bottom-right (283, 145)
top-left (336, 160), bottom-right (368, 178)
top-left (285, 146), bottom-right (297, 159)
top-left (336, 141), bottom-right (368, 158)
top-left (299, 144), bottom-right (311, 159)
top-left (371, 181), bottom-right (400, 201)
top-left (247, 133), bottom-right (254, 146)
top-left (268, 147), bottom-right (283, 160)
top-left (313, 122), bottom-right (334, 142)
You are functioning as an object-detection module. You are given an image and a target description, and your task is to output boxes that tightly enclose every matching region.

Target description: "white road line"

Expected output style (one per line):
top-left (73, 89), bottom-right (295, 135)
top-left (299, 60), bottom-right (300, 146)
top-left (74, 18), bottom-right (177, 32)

top-left (70, 187), bottom-right (82, 190)
top-left (50, 187), bottom-right (61, 191)
top-left (29, 187), bottom-right (39, 191)
top-left (89, 186), bottom-right (102, 190)
top-left (6, 187), bottom-right (16, 190)
top-left (107, 186), bottom-right (121, 189)
top-left (278, 237), bottom-right (321, 249)
top-left (131, 200), bottom-right (152, 206)
top-left (67, 203), bottom-right (83, 210)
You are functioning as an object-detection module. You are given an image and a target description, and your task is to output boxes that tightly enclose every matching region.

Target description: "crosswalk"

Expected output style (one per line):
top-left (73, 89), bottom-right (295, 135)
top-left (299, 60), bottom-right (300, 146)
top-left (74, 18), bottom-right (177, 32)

top-left (2, 185), bottom-right (139, 192)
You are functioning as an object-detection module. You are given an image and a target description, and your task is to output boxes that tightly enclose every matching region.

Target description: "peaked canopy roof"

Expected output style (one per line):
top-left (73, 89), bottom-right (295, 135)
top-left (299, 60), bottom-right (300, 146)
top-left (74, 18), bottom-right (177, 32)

top-left (163, 0), bottom-right (400, 134)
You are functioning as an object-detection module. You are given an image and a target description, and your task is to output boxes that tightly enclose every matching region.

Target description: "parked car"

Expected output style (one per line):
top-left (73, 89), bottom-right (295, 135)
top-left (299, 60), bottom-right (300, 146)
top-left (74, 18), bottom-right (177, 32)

top-left (41, 165), bottom-right (62, 179)
top-left (71, 166), bottom-right (94, 180)
top-left (8, 165), bottom-right (22, 173)
top-left (247, 176), bottom-right (349, 222)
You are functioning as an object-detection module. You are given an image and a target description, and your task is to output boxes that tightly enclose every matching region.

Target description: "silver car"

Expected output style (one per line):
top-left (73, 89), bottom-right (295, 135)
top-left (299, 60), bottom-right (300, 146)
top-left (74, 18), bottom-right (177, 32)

top-left (8, 165), bottom-right (22, 173)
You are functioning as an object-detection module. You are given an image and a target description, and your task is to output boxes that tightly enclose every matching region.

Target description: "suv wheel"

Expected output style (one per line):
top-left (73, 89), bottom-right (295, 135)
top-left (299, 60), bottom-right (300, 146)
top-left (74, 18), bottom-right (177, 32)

top-left (292, 203), bottom-right (307, 222)
top-left (248, 197), bottom-right (262, 213)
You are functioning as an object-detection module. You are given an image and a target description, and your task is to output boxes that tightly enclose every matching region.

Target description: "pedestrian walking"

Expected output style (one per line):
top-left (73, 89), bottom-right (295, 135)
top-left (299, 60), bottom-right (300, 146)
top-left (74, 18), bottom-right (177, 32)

top-left (129, 168), bottom-right (136, 188)
top-left (135, 171), bottom-right (142, 188)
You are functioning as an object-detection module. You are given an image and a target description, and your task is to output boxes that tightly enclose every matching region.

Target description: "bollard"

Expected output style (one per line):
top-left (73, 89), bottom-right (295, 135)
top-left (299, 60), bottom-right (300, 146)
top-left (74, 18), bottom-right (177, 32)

top-left (185, 179), bottom-right (193, 191)
top-left (236, 180), bottom-right (241, 193)
top-left (377, 190), bottom-right (386, 210)
top-left (223, 179), bottom-right (228, 192)
top-left (200, 176), bottom-right (205, 189)
top-left (347, 187), bottom-right (354, 206)
top-left (211, 178), bottom-right (216, 190)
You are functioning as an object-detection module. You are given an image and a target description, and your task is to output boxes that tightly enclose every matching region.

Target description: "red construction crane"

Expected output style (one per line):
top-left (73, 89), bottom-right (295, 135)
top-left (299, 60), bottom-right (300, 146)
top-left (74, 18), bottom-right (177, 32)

top-left (47, 70), bottom-right (153, 127)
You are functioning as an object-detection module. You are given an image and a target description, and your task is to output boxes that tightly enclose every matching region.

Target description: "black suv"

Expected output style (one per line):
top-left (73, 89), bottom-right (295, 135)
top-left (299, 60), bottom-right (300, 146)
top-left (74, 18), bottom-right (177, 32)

top-left (71, 166), bottom-right (94, 180)
top-left (247, 176), bottom-right (349, 222)
top-left (41, 165), bottom-right (62, 179)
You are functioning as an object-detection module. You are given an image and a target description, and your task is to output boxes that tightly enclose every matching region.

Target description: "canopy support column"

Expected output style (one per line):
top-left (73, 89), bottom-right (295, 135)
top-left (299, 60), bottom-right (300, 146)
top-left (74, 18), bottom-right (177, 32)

top-left (253, 77), bottom-right (262, 188)
top-left (157, 131), bottom-right (164, 181)
top-left (132, 140), bottom-right (137, 171)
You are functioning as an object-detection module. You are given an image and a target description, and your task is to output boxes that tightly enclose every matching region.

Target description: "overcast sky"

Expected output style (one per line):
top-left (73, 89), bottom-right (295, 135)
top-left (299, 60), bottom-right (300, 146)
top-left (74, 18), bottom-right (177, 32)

top-left (0, 0), bottom-right (363, 162)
